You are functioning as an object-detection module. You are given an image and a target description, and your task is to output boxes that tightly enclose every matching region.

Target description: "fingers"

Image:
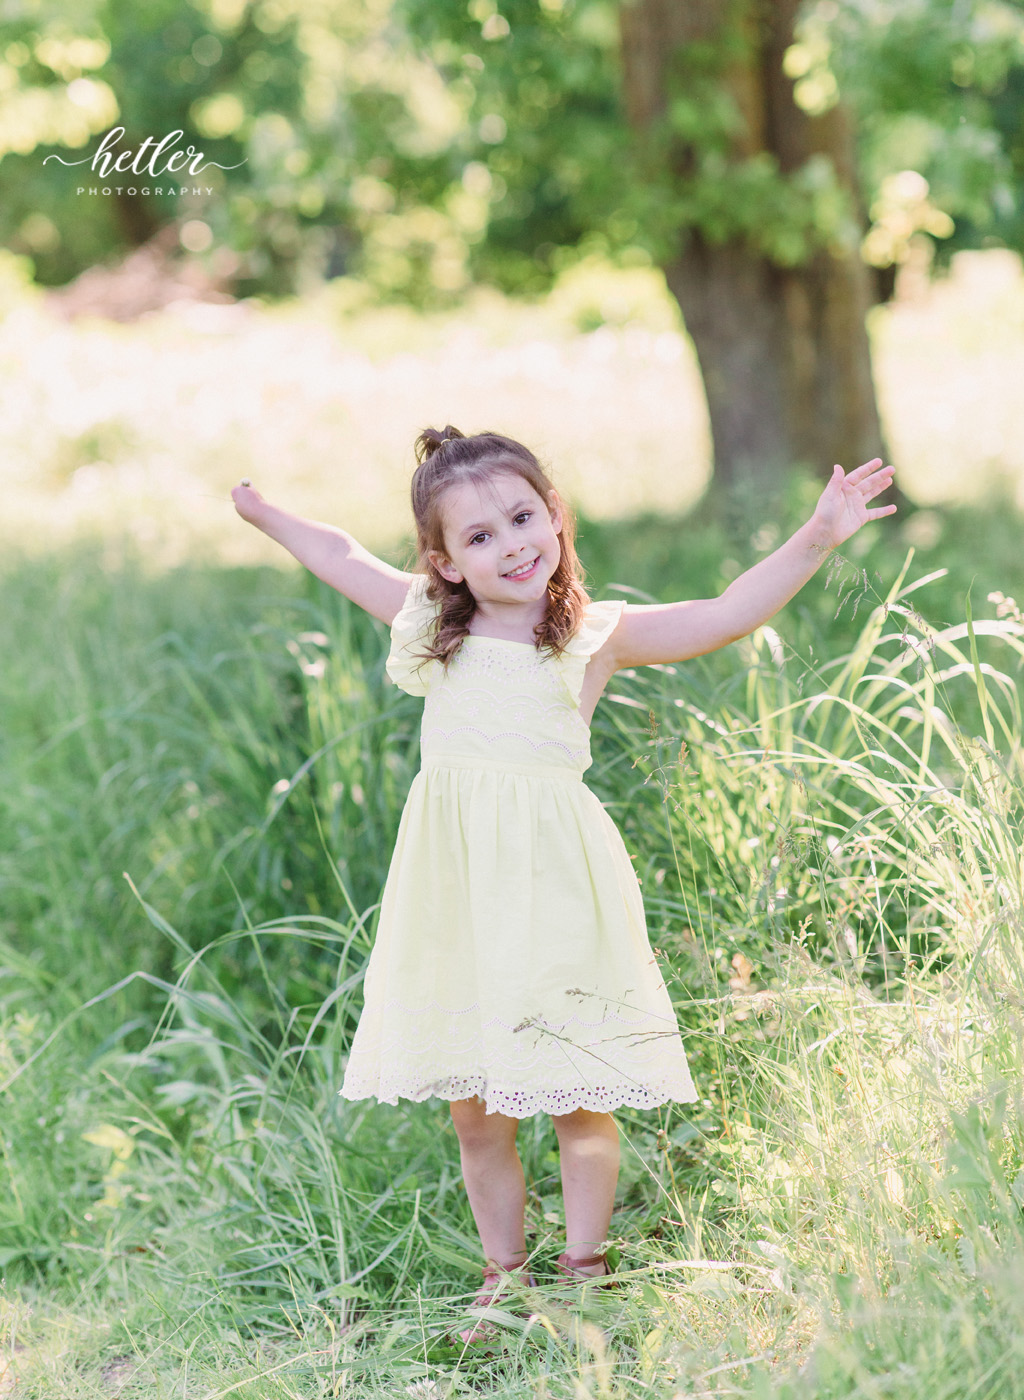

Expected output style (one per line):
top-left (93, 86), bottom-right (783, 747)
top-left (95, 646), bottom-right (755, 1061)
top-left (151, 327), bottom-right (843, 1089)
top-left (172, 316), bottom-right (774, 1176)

top-left (853, 467), bottom-right (895, 499)
top-left (843, 457), bottom-right (885, 485)
top-left (862, 471), bottom-right (895, 502)
top-left (865, 504), bottom-right (898, 520)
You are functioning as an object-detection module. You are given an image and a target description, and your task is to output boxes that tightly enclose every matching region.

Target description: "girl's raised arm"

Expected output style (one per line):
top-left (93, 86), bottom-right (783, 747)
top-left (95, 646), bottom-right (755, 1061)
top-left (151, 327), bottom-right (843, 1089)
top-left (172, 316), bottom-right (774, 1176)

top-left (607, 459), bottom-right (896, 670)
top-left (231, 482), bottom-right (413, 624)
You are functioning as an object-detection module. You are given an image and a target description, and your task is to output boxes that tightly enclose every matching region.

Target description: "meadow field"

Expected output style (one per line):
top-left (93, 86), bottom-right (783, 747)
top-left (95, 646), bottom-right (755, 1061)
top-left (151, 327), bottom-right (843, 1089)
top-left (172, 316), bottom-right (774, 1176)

top-left (3, 245), bottom-right (1024, 571)
top-left (3, 250), bottom-right (1024, 1398)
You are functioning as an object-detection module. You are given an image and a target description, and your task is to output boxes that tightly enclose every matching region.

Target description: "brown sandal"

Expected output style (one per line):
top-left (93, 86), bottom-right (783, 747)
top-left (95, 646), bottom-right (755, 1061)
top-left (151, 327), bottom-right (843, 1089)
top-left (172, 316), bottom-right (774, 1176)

top-left (453, 1255), bottom-right (538, 1347)
top-left (554, 1251), bottom-right (620, 1289)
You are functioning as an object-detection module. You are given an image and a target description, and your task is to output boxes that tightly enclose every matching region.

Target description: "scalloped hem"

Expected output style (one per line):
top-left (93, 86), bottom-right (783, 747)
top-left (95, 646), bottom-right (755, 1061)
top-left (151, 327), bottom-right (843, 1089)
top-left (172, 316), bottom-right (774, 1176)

top-left (338, 1074), bottom-right (698, 1118)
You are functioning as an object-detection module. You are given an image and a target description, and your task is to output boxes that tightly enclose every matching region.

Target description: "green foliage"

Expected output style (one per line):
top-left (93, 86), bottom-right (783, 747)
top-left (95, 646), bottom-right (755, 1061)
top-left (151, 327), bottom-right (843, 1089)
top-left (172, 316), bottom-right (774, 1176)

top-left (1, 0), bottom-right (306, 290)
top-left (820, 0), bottom-right (1024, 265)
top-left (4, 0), bottom-right (1024, 302)
top-left (394, 0), bottom-right (632, 295)
top-left (638, 149), bottom-right (856, 268)
top-left (397, 0), bottom-right (853, 285)
top-left (393, 0), bottom-right (1024, 295)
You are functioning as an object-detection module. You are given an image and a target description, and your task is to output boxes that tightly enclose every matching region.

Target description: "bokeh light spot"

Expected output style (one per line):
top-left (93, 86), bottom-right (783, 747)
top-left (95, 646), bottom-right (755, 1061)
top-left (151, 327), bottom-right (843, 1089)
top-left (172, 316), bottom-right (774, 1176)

top-left (180, 220), bottom-right (214, 252)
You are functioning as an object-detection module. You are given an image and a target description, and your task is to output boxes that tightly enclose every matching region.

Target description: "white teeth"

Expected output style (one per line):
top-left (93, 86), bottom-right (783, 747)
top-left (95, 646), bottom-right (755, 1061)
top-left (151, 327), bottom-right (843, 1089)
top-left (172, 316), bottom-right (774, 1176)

top-left (505, 559), bottom-right (537, 578)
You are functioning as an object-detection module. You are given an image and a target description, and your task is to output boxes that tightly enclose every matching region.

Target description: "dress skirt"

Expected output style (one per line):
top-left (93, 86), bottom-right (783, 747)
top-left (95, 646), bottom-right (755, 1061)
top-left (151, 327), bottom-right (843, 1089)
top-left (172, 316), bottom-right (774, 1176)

top-left (339, 759), bottom-right (697, 1118)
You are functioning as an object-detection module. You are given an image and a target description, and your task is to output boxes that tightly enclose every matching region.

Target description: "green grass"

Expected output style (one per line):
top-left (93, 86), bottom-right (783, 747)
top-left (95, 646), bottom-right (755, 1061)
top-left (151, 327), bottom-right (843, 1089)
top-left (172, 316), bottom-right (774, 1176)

top-left (3, 499), bottom-right (1024, 1396)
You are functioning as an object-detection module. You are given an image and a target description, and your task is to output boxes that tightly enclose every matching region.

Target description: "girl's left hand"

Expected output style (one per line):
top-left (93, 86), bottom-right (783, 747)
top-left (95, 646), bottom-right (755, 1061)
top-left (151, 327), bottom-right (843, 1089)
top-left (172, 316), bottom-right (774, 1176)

top-left (813, 459), bottom-right (897, 547)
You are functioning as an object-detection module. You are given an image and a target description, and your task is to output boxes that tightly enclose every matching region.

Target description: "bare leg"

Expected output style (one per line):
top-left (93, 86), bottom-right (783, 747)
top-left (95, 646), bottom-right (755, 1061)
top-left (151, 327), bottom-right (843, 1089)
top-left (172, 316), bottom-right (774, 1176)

top-left (449, 1095), bottom-right (528, 1267)
top-left (551, 1108), bottom-right (621, 1274)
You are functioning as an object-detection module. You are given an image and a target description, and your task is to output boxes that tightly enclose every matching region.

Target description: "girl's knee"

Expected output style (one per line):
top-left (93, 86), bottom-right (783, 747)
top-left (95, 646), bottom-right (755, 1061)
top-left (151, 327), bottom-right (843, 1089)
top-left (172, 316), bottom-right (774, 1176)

top-left (551, 1108), bottom-right (618, 1140)
top-left (450, 1093), bottom-right (487, 1125)
top-left (449, 1096), bottom-right (519, 1149)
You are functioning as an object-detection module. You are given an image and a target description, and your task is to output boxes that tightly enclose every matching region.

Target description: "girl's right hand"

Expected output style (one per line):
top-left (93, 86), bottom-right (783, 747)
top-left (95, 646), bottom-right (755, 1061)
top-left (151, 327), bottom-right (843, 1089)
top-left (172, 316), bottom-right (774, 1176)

top-left (231, 479), bottom-right (266, 524)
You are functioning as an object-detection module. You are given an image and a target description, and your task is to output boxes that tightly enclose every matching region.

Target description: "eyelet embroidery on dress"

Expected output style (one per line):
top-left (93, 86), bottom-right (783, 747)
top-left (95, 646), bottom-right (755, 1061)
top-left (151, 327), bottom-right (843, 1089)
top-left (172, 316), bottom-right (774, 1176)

top-left (340, 1076), bottom-right (696, 1118)
top-left (456, 640), bottom-right (565, 683)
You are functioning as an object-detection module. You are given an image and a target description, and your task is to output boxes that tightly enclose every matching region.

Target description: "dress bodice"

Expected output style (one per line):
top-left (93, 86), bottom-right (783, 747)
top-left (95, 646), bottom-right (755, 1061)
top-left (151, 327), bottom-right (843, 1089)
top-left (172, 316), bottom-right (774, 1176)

top-left (386, 577), bottom-right (625, 778)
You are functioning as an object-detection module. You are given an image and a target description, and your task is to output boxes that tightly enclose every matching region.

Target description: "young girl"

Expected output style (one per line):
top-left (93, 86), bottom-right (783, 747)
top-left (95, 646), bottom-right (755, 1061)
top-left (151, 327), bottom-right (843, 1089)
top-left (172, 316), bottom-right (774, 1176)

top-left (232, 428), bottom-right (895, 1341)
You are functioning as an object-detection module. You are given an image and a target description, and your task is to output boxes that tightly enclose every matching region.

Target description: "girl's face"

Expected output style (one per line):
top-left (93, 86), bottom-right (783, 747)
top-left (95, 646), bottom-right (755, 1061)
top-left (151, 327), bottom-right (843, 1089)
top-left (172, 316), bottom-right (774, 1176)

top-left (428, 471), bottom-right (564, 608)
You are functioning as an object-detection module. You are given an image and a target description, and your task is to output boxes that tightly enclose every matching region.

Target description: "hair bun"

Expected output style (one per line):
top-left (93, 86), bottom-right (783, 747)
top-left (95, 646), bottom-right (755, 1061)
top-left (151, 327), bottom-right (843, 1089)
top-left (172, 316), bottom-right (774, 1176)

top-left (414, 425), bottom-right (465, 464)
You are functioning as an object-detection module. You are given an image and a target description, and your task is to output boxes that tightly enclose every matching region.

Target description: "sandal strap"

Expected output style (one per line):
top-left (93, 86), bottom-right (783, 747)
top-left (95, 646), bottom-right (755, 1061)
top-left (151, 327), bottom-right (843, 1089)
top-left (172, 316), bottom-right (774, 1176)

top-left (554, 1251), bottom-right (621, 1290)
top-left (556, 1251), bottom-right (609, 1273)
top-left (482, 1254), bottom-right (529, 1280)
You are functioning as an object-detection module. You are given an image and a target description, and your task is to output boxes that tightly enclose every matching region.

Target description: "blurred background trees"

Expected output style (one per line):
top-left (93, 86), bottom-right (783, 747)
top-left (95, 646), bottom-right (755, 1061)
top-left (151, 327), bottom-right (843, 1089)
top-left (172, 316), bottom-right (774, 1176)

top-left (2, 0), bottom-right (1022, 486)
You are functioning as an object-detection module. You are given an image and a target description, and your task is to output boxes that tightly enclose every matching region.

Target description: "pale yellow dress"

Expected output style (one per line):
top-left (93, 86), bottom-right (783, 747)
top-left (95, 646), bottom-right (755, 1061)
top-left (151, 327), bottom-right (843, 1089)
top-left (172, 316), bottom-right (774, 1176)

top-left (338, 576), bottom-right (697, 1118)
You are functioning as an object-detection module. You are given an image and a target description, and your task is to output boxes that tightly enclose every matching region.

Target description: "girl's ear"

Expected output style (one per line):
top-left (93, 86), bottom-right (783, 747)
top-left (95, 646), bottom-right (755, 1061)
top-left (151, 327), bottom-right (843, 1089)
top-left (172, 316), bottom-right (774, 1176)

top-left (547, 490), bottom-right (564, 534)
top-left (428, 548), bottom-right (463, 584)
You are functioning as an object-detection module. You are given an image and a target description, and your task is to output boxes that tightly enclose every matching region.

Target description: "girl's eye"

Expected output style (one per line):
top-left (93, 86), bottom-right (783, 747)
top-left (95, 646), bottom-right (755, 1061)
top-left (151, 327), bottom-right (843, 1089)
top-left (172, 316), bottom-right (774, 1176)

top-left (514, 512), bottom-right (531, 525)
top-left (469, 533), bottom-right (488, 545)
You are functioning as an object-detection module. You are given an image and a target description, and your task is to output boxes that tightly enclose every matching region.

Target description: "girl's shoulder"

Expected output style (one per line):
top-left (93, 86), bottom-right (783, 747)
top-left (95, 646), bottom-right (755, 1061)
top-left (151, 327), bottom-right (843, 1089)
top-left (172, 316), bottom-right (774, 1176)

top-left (556, 596), bottom-right (626, 704)
top-left (385, 575), bottom-right (439, 696)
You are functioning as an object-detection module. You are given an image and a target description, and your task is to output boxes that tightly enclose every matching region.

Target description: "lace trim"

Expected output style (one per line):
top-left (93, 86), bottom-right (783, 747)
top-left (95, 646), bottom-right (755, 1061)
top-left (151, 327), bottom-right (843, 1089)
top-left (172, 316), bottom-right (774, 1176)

top-left (339, 1074), bottom-right (698, 1118)
top-left (419, 675), bottom-right (592, 766)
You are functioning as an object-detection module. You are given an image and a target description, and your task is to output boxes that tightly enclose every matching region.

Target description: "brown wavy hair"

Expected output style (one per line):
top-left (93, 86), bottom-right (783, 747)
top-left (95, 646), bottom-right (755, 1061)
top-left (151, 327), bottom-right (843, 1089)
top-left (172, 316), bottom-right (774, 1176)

top-left (410, 425), bottom-right (589, 669)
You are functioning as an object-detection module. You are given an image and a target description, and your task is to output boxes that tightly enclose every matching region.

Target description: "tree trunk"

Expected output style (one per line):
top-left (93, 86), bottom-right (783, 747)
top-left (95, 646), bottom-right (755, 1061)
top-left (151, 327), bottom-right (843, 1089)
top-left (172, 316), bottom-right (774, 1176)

top-left (618, 0), bottom-right (885, 494)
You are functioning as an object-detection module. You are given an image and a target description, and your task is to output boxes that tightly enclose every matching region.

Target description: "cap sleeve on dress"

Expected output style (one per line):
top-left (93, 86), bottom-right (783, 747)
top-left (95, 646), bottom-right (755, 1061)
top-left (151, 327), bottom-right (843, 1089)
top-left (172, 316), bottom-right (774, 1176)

top-left (385, 575), bottom-right (440, 696)
top-left (558, 598), bottom-right (627, 705)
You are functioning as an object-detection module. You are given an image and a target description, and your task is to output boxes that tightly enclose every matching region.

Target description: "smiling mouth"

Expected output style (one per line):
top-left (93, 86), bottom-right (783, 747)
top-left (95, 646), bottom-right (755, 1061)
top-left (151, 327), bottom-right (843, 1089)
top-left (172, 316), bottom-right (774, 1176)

top-left (503, 558), bottom-right (539, 580)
